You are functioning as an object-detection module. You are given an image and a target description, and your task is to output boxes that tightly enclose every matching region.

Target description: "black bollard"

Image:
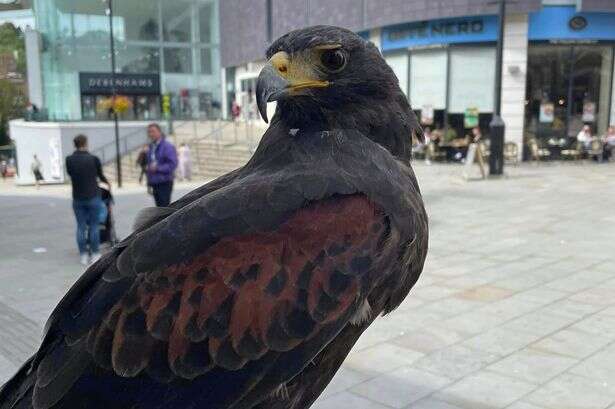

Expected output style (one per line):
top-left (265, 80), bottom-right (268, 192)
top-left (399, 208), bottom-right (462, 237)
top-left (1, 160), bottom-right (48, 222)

top-left (489, 115), bottom-right (505, 175)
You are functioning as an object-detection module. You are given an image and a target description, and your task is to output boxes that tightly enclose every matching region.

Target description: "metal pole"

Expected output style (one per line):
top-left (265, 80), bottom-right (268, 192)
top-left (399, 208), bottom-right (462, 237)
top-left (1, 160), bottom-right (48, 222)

top-left (108, 0), bottom-right (122, 187)
top-left (493, 0), bottom-right (505, 116)
top-left (489, 0), bottom-right (506, 175)
top-left (565, 46), bottom-right (575, 140)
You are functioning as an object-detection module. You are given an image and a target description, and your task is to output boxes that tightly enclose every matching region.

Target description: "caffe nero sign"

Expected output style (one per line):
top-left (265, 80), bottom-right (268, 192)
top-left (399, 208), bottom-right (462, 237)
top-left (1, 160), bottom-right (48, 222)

top-left (381, 16), bottom-right (498, 51)
top-left (79, 73), bottom-right (161, 96)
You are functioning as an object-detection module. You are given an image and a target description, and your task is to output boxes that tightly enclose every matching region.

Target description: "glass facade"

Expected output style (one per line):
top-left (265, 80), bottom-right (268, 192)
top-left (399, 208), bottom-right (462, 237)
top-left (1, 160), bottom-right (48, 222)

top-left (387, 45), bottom-right (496, 140)
top-left (525, 44), bottom-right (614, 143)
top-left (33, 0), bottom-right (221, 121)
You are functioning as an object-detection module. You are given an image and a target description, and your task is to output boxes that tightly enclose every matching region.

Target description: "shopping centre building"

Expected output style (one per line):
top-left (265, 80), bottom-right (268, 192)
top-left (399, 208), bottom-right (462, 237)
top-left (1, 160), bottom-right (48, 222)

top-left (29, 0), bottom-right (221, 121)
top-left (220, 0), bottom-right (615, 158)
top-left (8, 0), bottom-right (615, 184)
top-left (9, 0), bottom-right (220, 184)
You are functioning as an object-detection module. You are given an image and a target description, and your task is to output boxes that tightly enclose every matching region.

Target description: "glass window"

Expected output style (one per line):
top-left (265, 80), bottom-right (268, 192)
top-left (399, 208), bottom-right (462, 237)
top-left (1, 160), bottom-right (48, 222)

top-left (199, 3), bottom-right (213, 43)
top-left (525, 45), bottom-right (572, 141)
top-left (448, 47), bottom-right (496, 113)
top-left (570, 47), bottom-right (613, 137)
top-left (410, 49), bottom-right (447, 127)
top-left (384, 52), bottom-right (408, 96)
top-left (114, 1), bottom-right (159, 42)
top-left (117, 46), bottom-right (160, 73)
top-left (525, 45), bottom-right (614, 143)
top-left (200, 47), bottom-right (212, 74)
top-left (71, 14), bottom-right (116, 45)
top-left (162, 0), bottom-right (192, 43)
top-left (164, 47), bottom-right (192, 73)
top-left (410, 49), bottom-right (447, 110)
top-left (611, 58), bottom-right (615, 128)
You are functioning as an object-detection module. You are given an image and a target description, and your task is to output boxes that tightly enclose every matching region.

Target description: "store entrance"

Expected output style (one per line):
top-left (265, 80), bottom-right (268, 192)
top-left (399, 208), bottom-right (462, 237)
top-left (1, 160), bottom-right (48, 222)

top-left (79, 72), bottom-right (162, 121)
top-left (81, 95), bottom-right (161, 121)
top-left (525, 44), bottom-right (614, 145)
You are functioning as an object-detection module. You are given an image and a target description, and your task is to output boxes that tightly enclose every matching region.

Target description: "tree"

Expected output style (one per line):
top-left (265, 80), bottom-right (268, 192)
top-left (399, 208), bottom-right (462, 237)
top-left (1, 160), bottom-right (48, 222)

top-left (0, 22), bottom-right (25, 75)
top-left (0, 79), bottom-right (25, 145)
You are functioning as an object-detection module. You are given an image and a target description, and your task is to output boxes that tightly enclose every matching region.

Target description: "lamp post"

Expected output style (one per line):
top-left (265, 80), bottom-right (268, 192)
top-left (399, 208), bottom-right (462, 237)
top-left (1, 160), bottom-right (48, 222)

top-left (489, 0), bottom-right (506, 176)
top-left (107, 0), bottom-right (122, 187)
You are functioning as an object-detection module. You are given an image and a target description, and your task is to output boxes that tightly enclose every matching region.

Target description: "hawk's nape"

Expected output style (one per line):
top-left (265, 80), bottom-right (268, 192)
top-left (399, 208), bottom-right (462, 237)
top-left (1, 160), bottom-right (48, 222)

top-left (0, 25), bottom-right (428, 409)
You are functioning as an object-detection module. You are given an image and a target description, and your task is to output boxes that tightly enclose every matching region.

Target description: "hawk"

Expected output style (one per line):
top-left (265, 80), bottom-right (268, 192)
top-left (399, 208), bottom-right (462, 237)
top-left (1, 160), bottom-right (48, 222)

top-left (1, 25), bottom-right (428, 409)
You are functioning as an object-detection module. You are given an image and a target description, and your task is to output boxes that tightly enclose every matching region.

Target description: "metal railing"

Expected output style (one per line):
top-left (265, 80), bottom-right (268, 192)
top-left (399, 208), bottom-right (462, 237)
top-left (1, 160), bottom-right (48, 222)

top-left (91, 127), bottom-right (149, 166)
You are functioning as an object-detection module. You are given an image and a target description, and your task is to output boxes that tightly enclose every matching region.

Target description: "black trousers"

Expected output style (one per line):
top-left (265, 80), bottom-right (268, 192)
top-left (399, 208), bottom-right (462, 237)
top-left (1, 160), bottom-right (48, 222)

top-left (152, 181), bottom-right (173, 207)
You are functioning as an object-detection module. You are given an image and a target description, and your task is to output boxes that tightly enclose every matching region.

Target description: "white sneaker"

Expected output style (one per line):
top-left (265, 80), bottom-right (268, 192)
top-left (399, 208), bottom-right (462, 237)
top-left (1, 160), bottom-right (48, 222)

top-left (90, 252), bottom-right (102, 264)
top-left (80, 254), bottom-right (89, 266)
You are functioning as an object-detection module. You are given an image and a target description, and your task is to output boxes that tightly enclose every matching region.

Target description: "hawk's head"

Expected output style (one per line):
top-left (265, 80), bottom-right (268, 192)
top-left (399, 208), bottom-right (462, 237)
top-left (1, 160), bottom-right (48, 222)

top-left (257, 26), bottom-right (402, 123)
top-left (256, 25), bottom-right (421, 160)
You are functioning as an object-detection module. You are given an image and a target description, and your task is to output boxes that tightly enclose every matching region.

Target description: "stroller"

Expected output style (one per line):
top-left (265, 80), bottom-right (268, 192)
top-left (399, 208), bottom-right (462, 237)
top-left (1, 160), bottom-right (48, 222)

top-left (99, 185), bottom-right (118, 247)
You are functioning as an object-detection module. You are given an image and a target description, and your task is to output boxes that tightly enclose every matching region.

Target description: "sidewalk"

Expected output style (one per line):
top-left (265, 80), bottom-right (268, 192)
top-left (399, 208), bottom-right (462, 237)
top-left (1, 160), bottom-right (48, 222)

top-left (1, 162), bottom-right (614, 409)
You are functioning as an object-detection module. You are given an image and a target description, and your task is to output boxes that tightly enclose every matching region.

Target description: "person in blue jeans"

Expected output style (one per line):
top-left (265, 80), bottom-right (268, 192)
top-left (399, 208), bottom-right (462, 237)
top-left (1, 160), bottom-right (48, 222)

top-left (65, 134), bottom-right (110, 265)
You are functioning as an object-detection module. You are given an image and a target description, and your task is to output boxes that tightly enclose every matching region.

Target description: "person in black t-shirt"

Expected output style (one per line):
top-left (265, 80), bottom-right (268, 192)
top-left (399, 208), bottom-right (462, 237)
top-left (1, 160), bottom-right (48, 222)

top-left (65, 134), bottom-right (109, 266)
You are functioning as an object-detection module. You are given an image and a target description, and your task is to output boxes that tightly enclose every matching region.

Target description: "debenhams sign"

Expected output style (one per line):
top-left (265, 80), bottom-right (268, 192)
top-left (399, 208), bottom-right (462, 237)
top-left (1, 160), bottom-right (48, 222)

top-left (79, 72), bottom-right (161, 95)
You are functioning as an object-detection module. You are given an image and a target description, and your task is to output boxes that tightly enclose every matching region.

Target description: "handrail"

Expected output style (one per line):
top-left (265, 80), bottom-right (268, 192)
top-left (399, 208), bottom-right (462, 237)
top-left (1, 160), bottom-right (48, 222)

top-left (95, 120), bottom-right (235, 168)
top-left (91, 126), bottom-right (148, 166)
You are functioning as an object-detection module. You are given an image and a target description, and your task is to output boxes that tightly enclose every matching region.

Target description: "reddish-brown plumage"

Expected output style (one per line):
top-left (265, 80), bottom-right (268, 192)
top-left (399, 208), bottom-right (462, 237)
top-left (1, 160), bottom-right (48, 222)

top-left (103, 195), bottom-right (385, 377)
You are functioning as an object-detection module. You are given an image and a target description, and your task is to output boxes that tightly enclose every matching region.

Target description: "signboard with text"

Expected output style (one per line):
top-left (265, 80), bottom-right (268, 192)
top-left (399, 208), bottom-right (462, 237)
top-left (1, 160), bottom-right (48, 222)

top-left (80, 72), bottom-right (161, 96)
top-left (529, 6), bottom-right (615, 42)
top-left (464, 107), bottom-right (479, 129)
top-left (382, 15), bottom-right (498, 51)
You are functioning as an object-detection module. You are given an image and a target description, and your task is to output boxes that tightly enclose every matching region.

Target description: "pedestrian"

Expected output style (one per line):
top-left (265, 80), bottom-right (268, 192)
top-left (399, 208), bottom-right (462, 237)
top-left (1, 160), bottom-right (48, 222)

top-left (146, 123), bottom-right (178, 207)
top-left (602, 125), bottom-right (615, 161)
top-left (65, 134), bottom-right (110, 266)
top-left (231, 99), bottom-right (241, 122)
top-left (136, 144), bottom-right (149, 185)
top-left (470, 126), bottom-right (482, 143)
top-left (576, 124), bottom-right (593, 151)
top-left (178, 143), bottom-right (192, 181)
top-left (31, 154), bottom-right (44, 189)
top-left (0, 156), bottom-right (7, 180)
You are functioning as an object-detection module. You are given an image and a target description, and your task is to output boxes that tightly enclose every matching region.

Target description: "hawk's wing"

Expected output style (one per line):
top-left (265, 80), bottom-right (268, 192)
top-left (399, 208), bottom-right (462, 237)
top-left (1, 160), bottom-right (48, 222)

top-left (32, 182), bottom-right (396, 409)
top-left (22, 129), bottom-right (425, 409)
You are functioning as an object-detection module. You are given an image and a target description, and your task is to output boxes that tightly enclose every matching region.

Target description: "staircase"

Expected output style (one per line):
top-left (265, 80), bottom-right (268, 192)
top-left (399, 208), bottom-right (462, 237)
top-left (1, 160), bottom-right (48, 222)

top-left (104, 121), bottom-right (265, 183)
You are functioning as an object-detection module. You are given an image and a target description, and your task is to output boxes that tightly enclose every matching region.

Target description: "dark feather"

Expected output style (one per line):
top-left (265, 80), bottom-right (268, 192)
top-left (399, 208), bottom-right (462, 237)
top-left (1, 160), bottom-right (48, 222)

top-left (0, 26), bottom-right (428, 409)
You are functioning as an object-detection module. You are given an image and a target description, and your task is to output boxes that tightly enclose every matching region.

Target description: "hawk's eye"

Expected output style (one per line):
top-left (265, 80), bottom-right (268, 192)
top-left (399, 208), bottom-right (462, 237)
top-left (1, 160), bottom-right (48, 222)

top-left (320, 49), bottom-right (347, 72)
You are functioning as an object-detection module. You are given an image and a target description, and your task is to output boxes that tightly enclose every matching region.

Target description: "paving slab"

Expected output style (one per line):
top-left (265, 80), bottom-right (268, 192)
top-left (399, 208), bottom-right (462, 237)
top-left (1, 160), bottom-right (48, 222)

top-left (2, 162), bottom-right (615, 408)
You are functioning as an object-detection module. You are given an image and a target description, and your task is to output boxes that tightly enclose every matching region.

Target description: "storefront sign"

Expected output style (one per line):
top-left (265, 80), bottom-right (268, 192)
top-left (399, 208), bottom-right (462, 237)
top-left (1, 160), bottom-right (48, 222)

top-left (382, 16), bottom-right (498, 51)
top-left (529, 6), bottom-right (615, 42)
top-left (80, 73), bottom-right (161, 96)
top-left (540, 103), bottom-right (555, 123)
top-left (582, 101), bottom-right (596, 123)
top-left (421, 104), bottom-right (434, 125)
top-left (162, 94), bottom-right (171, 117)
top-left (464, 107), bottom-right (479, 129)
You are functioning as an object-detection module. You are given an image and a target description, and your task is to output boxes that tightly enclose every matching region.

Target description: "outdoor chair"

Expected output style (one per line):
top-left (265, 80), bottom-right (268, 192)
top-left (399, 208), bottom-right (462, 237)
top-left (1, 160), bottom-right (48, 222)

top-left (561, 141), bottom-right (583, 161)
top-left (504, 142), bottom-right (518, 164)
top-left (587, 138), bottom-right (604, 162)
top-left (427, 142), bottom-right (446, 162)
top-left (529, 139), bottom-right (551, 161)
top-left (412, 144), bottom-right (426, 160)
top-left (479, 141), bottom-right (490, 160)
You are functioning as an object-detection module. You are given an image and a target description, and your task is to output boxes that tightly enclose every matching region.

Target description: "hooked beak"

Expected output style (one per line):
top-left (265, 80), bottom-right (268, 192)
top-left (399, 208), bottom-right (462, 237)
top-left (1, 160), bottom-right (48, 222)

top-left (256, 64), bottom-right (289, 124)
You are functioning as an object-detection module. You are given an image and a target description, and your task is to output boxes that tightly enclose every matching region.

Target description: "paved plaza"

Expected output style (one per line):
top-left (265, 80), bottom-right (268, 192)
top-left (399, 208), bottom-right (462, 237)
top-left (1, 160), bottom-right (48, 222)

top-left (1, 162), bottom-right (615, 409)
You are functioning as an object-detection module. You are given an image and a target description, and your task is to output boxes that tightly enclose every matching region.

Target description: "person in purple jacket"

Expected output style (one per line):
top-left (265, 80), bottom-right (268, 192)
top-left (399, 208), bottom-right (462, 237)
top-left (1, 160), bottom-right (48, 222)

top-left (146, 123), bottom-right (178, 207)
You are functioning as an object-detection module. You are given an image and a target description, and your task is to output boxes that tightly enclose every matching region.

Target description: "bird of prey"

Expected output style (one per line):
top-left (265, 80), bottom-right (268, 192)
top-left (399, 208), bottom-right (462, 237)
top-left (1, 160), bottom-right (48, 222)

top-left (0, 25), bottom-right (428, 409)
